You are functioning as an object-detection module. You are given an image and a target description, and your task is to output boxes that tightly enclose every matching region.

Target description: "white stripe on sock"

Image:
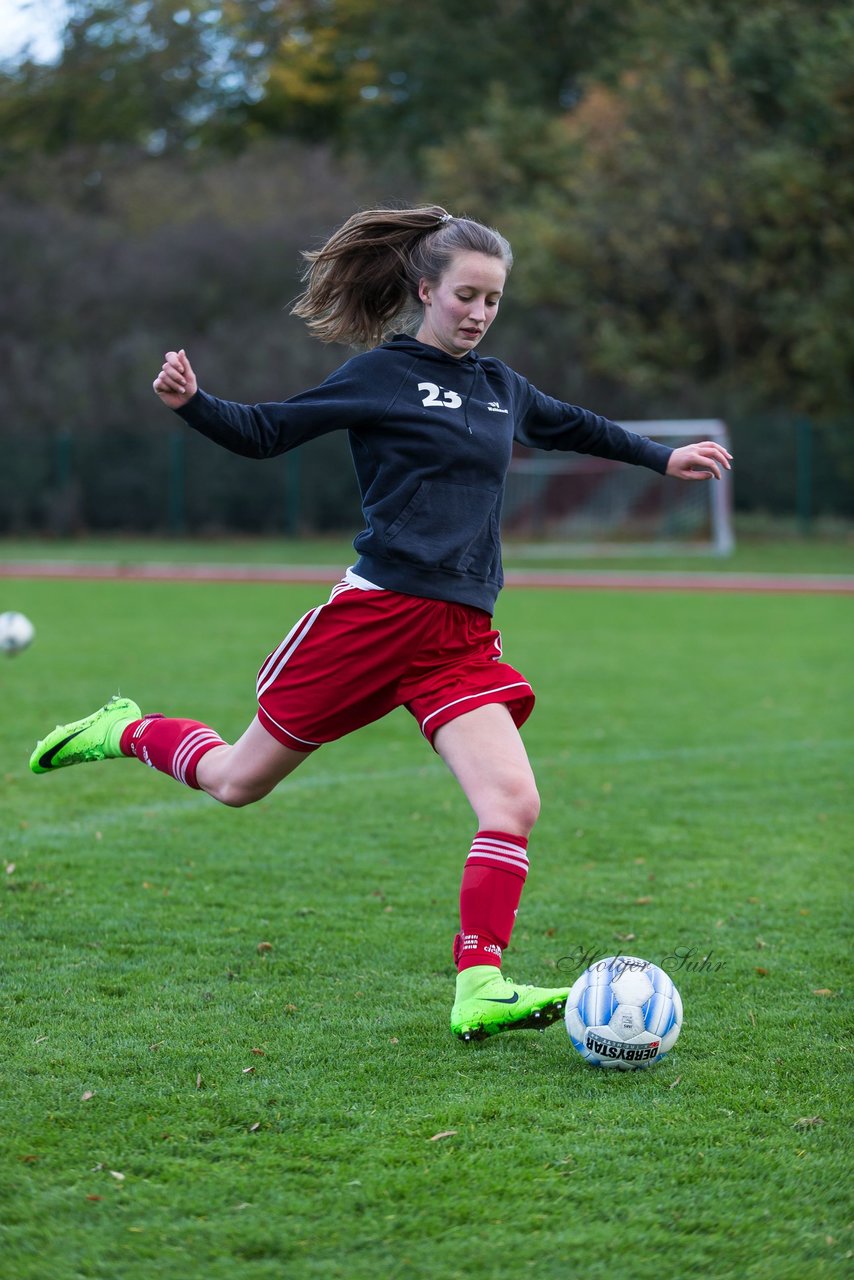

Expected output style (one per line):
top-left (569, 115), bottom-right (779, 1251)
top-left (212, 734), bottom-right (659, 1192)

top-left (172, 728), bottom-right (224, 785)
top-left (467, 837), bottom-right (529, 876)
top-left (470, 836), bottom-right (529, 859)
top-left (466, 849), bottom-right (530, 875)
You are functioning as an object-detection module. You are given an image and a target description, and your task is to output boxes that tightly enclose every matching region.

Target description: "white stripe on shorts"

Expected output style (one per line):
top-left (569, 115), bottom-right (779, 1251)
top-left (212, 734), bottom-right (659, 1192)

top-left (257, 569), bottom-right (384, 700)
top-left (256, 605), bottom-right (323, 699)
top-left (419, 681), bottom-right (532, 738)
top-left (257, 707), bottom-right (321, 749)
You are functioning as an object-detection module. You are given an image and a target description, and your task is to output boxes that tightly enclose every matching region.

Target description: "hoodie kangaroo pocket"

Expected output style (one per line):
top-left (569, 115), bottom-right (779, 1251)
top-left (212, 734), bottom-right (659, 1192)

top-left (384, 481), bottom-right (500, 575)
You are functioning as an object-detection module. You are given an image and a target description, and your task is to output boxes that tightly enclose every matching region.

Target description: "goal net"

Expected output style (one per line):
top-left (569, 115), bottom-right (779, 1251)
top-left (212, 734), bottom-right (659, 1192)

top-left (503, 419), bottom-right (734, 556)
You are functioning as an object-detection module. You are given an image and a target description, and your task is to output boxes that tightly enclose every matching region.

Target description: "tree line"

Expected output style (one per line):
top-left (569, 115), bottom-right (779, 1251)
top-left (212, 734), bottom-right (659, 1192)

top-left (1, 0), bottom-right (851, 533)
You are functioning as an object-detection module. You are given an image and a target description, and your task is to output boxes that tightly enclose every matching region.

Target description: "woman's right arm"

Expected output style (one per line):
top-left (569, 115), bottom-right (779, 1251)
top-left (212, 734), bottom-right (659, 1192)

top-left (152, 346), bottom-right (380, 459)
top-left (153, 349), bottom-right (198, 409)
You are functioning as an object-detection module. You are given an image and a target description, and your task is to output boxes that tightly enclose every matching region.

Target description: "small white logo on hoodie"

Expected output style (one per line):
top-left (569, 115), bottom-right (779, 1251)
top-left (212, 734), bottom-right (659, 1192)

top-left (487, 401), bottom-right (509, 414)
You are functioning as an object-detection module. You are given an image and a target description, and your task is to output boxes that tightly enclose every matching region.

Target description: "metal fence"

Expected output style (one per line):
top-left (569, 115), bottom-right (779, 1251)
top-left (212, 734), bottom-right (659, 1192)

top-left (1, 415), bottom-right (850, 538)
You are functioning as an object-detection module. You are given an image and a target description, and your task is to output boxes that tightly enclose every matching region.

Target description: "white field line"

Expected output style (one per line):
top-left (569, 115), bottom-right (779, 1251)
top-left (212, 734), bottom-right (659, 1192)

top-left (9, 735), bottom-right (852, 848)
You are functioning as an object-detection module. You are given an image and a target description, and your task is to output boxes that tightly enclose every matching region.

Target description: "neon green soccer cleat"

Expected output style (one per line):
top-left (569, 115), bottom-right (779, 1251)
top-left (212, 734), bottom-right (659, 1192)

top-left (29, 695), bottom-right (141, 775)
top-left (450, 965), bottom-right (569, 1042)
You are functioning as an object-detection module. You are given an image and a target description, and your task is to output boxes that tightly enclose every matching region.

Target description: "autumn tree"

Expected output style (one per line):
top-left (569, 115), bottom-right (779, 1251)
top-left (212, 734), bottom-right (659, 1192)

top-left (423, 0), bottom-right (854, 424)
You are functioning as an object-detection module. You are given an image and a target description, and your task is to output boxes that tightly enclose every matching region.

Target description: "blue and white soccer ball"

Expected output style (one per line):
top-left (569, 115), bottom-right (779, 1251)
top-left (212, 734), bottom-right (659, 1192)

top-left (565, 955), bottom-right (682, 1070)
top-left (0, 611), bottom-right (35, 656)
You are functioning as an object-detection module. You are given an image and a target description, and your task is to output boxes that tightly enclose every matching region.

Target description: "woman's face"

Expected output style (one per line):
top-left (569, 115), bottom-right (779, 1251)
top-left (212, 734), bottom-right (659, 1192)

top-left (417, 250), bottom-right (506, 358)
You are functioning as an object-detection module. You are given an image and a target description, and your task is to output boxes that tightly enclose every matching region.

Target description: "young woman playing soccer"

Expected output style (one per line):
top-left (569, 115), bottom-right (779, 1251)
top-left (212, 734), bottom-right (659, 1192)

top-left (30, 206), bottom-right (732, 1041)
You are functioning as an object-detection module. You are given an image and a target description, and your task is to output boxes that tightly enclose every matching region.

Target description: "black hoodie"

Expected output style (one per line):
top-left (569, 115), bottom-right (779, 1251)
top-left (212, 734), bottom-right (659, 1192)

top-left (176, 334), bottom-right (672, 613)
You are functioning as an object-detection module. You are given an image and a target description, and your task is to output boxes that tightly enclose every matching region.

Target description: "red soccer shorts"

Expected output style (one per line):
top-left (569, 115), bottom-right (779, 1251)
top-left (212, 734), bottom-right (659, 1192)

top-left (255, 580), bottom-right (535, 752)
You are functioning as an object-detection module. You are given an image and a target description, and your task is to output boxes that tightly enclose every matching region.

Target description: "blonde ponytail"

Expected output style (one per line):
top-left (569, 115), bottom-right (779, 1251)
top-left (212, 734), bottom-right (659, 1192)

top-left (291, 205), bottom-right (512, 347)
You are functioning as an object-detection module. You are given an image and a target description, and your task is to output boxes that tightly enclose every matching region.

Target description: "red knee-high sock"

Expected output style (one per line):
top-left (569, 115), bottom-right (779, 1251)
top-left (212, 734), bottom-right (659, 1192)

top-left (119, 716), bottom-right (226, 790)
top-left (454, 830), bottom-right (530, 972)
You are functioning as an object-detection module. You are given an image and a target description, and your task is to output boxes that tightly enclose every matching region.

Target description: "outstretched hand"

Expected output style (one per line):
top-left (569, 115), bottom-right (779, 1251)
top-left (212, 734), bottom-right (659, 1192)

top-left (153, 349), bottom-right (198, 409)
top-left (666, 441), bottom-right (733, 481)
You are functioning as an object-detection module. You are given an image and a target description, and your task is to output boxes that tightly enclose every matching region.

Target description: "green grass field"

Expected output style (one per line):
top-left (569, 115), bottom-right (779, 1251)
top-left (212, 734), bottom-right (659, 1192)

top-left (2, 527), bottom-right (853, 574)
top-left (1, 563), bottom-right (851, 1279)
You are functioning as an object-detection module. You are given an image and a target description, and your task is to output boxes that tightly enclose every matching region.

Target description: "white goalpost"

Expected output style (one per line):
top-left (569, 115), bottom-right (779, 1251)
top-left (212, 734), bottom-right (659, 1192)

top-left (503, 419), bottom-right (735, 556)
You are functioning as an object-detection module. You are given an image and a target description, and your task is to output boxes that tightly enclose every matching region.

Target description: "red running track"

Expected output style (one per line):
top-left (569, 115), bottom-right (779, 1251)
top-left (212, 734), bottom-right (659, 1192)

top-left (1, 560), bottom-right (853, 594)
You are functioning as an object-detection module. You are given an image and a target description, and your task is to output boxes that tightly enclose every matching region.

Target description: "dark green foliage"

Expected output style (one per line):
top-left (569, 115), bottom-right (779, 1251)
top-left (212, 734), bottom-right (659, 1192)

top-left (0, 1), bottom-right (851, 530)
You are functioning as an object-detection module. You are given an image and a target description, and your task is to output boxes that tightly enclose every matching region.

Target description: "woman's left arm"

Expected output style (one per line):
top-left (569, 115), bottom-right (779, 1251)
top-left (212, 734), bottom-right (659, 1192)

top-left (665, 441), bottom-right (733, 481)
top-left (502, 364), bottom-right (734, 477)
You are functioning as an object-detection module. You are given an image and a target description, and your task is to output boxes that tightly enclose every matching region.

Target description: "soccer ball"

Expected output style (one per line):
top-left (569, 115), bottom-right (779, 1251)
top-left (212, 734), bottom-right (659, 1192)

top-left (0, 611), bottom-right (35, 656)
top-left (565, 955), bottom-right (682, 1070)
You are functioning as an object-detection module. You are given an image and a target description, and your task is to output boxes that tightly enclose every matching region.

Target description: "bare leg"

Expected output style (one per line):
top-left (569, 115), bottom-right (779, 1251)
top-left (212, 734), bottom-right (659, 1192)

top-left (195, 716), bottom-right (311, 807)
top-left (433, 702), bottom-right (540, 836)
